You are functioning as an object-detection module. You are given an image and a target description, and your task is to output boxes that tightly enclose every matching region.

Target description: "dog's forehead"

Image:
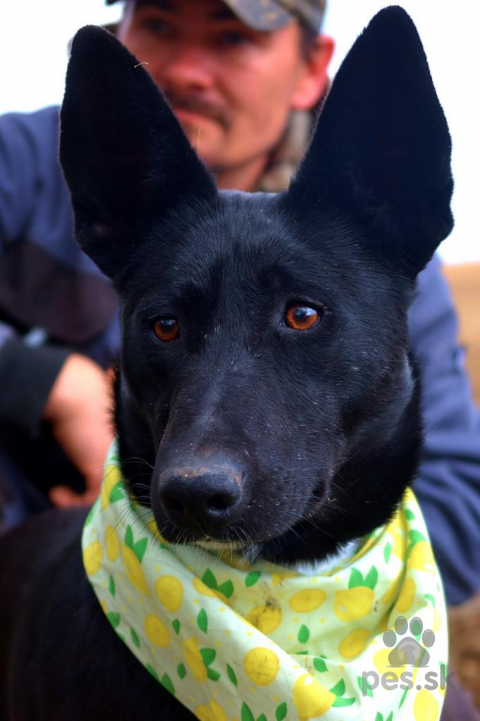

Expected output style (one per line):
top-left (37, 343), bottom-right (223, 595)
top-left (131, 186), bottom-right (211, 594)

top-left (151, 190), bottom-right (332, 282)
top-left (185, 192), bottom-right (364, 293)
top-left (193, 189), bottom-right (288, 258)
top-left (142, 191), bottom-right (299, 286)
top-left (129, 188), bottom-right (371, 313)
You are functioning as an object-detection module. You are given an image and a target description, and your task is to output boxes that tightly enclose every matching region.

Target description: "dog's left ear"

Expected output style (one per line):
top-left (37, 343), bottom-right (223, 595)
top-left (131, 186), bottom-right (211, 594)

top-left (286, 7), bottom-right (453, 278)
top-left (60, 26), bottom-right (216, 280)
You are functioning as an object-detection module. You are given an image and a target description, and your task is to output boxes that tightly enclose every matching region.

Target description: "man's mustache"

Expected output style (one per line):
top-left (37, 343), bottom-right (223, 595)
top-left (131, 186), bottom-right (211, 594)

top-left (165, 92), bottom-right (231, 131)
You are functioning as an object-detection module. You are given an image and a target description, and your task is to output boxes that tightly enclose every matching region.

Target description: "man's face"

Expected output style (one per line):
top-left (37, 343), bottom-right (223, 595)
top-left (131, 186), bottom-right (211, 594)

top-left (118, 0), bottom-right (329, 185)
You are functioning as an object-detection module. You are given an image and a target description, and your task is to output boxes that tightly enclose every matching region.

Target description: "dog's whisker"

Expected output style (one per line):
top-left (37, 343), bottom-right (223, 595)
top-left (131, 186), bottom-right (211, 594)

top-left (112, 503), bottom-right (141, 535)
top-left (121, 456), bottom-right (155, 470)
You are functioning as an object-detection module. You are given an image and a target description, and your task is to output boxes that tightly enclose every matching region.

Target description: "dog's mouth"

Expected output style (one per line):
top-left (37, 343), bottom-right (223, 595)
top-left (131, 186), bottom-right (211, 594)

top-left (147, 460), bottom-right (337, 562)
top-left (155, 516), bottom-right (255, 548)
top-left (151, 516), bottom-right (265, 562)
top-left (195, 538), bottom-right (245, 550)
top-left (193, 537), bottom-right (262, 561)
top-left (152, 494), bottom-right (326, 564)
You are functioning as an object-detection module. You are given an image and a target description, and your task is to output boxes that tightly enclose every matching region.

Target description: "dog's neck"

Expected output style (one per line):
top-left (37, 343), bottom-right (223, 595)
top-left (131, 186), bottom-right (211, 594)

top-left (292, 538), bottom-right (361, 575)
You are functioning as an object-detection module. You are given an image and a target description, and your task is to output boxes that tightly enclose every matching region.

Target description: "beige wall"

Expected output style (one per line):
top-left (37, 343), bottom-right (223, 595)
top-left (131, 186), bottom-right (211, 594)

top-left (443, 264), bottom-right (480, 407)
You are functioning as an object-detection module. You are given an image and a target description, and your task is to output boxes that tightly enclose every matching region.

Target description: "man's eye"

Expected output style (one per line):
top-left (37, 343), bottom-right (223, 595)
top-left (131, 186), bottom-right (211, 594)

top-left (218, 32), bottom-right (251, 47)
top-left (143, 18), bottom-right (171, 35)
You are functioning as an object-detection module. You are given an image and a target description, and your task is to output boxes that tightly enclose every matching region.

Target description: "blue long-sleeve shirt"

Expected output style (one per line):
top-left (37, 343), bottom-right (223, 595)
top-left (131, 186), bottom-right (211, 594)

top-left (1, 106), bottom-right (479, 605)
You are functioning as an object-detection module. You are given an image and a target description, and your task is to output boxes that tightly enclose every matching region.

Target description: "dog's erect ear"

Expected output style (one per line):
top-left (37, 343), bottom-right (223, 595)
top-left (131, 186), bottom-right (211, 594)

top-left (286, 7), bottom-right (453, 277)
top-left (60, 26), bottom-right (216, 279)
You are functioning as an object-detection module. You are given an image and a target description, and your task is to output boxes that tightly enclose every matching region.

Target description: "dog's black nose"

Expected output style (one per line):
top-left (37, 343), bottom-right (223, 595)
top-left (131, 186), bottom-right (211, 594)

top-left (160, 466), bottom-right (243, 535)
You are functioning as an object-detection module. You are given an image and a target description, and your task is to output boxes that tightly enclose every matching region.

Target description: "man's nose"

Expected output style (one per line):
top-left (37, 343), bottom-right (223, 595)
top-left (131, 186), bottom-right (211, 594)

top-left (158, 43), bottom-right (215, 92)
top-left (159, 464), bottom-right (244, 536)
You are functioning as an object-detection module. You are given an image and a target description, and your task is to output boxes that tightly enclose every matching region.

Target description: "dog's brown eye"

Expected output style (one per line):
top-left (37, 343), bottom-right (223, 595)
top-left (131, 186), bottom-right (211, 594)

top-left (285, 304), bottom-right (321, 331)
top-left (152, 317), bottom-right (180, 341)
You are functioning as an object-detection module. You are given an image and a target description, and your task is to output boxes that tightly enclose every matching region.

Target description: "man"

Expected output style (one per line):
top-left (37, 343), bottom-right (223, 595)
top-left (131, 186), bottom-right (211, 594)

top-left (0, 0), bottom-right (479, 615)
top-left (115, 0), bottom-right (333, 191)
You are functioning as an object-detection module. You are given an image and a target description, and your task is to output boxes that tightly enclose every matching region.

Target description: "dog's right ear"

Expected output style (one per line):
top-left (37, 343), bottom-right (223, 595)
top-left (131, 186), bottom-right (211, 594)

top-left (284, 7), bottom-right (453, 279)
top-left (60, 26), bottom-right (216, 280)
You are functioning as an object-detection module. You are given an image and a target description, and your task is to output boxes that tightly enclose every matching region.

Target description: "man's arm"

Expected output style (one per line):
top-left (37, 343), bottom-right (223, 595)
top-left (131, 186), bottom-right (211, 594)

top-left (0, 108), bottom-right (71, 437)
top-left (0, 109), bottom-right (113, 504)
top-left (410, 254), bottom-right (480, 605)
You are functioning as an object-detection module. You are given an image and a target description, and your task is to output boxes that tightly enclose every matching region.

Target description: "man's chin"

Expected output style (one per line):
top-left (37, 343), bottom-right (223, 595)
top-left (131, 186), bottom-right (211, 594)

top-left (179, 122), bottom-right (223, 167)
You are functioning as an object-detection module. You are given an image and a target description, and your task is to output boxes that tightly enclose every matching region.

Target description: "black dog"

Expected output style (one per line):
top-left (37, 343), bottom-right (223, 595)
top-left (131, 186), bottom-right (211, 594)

top-left (0, 7), bottom-right (452, 719)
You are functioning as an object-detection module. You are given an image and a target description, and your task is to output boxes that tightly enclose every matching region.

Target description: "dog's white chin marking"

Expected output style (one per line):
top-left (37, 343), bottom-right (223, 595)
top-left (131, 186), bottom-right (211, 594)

top-left (195, 539), bottom-right (245, 552)
top-left (194, 537), bottom-right (361, 573)
top-left (194, 538), bottom-right (262, 563)
top-left (293, 539), bottom-right (361, 575)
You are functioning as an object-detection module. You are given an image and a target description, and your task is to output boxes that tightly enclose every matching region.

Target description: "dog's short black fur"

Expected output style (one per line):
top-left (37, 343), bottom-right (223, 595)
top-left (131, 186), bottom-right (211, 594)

top-left (0, 8), bottom-right (453, 719)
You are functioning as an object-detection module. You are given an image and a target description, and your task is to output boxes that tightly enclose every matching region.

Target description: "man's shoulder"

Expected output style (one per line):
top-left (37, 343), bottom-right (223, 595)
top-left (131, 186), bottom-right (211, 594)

top-left (0, 105), bottom-right (60, 131)
top-left (0, 106), bottom-right (61, 157)
top-left (413, 255), bottom-right (450, 319)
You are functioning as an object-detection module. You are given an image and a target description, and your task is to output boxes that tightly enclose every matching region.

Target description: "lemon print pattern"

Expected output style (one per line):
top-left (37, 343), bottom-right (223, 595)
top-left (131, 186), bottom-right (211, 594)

top-left (155, 576), bottom-right (183, 611)
top-left (105, 525), bottom-right (119, 561)
top-left (195, 699), bottom-right (228, 721)
top-left (244, 647), bottom-right (280, 685)
top-left (182, 637), bottom-right (208, 681)
top-left (334, 567), bottom-right (377, 621)
top-left (100, 463), bottom-right (122, 509)
top-left (193, 577), bottom-right (218, 599)
top-left (83, 539), bottom-right (103, 576)
top-left (293, 674), bottom-right (335, 719)
top-left (334, 587), bottom-right (374, 621)
top-left (414, 689), bottom-right (439, 721)
top-left (123, 543), bottom-right (150, 596)
top-left (373, 647), bottom-right (410, 678)
top-left (382, 577), bottom-right (401, 606)
top-left (408, 540), bottom-right (436, 574)
top-left (289, 589), bottom-right (326, 613)
top-left (192, 569), bottom-right (234, 605)
top-left (82, 443), bottom-right (448, 721)
top-left (396, 576), bottom-right (416, 613)
top-left (145, 614), bottom-right (170, 648)
top-left (247, 604), bottom-right (282, 634)
top-left (339, 628), bottom-right (370, 659)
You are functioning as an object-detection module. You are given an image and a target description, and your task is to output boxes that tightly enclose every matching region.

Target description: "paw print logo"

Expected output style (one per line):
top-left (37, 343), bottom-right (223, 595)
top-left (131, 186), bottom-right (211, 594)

top-left (383, 616), bottom-right (435, 667)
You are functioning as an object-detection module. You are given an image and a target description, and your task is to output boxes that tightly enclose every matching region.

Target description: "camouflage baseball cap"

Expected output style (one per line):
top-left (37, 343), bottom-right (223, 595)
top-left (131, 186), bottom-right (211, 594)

top-left (105, 0), bottom-right (326, 33)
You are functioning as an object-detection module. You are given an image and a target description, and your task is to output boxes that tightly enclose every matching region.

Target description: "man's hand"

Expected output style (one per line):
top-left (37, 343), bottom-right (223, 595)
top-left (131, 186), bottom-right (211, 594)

top-left (43, 354), bottom-right (114, 507)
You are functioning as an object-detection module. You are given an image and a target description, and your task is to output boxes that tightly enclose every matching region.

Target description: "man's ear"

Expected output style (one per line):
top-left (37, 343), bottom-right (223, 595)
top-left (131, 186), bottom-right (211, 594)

top-left (285, 7), bottom-right (453, 278)
top-left (60, 25), bottom-right (216, 280)
top-left (290, 34), bottom-right (334, 111)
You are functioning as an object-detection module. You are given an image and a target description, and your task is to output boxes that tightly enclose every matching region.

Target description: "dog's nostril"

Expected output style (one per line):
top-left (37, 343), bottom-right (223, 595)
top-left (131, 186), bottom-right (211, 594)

top-left (164, 497), bottom-right (185, 515)
top-left (160, 466), bottom-right (244, 533)
top-left (206, 492), bottom-right (237, 513)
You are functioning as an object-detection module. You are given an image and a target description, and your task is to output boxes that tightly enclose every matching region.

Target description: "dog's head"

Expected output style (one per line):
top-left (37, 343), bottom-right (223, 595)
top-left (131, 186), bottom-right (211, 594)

top-left (60, 8), bottom-right (453, 564)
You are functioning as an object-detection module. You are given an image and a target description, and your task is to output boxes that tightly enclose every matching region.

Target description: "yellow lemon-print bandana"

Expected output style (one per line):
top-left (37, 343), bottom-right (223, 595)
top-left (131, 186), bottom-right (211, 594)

top-left (82, 442), bottom-right (448, 720)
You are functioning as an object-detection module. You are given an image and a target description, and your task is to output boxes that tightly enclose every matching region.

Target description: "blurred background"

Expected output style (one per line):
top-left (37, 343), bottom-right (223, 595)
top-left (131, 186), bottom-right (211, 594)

top-left (0, 0), bottom-right (479, 264)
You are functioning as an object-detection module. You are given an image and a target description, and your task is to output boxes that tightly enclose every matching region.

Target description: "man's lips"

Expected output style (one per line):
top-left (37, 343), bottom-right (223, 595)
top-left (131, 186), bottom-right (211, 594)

top-left (165, 93), bottom-right (231, 130)
top-left (174, 107), bottom-right (218, 126)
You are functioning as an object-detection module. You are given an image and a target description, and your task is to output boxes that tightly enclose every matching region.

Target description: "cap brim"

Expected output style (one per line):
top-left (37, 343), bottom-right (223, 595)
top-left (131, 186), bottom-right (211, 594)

top-left (221, 0), bottom-right (293, 31)
top-left (106, 0), bottom-right (293, 31)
